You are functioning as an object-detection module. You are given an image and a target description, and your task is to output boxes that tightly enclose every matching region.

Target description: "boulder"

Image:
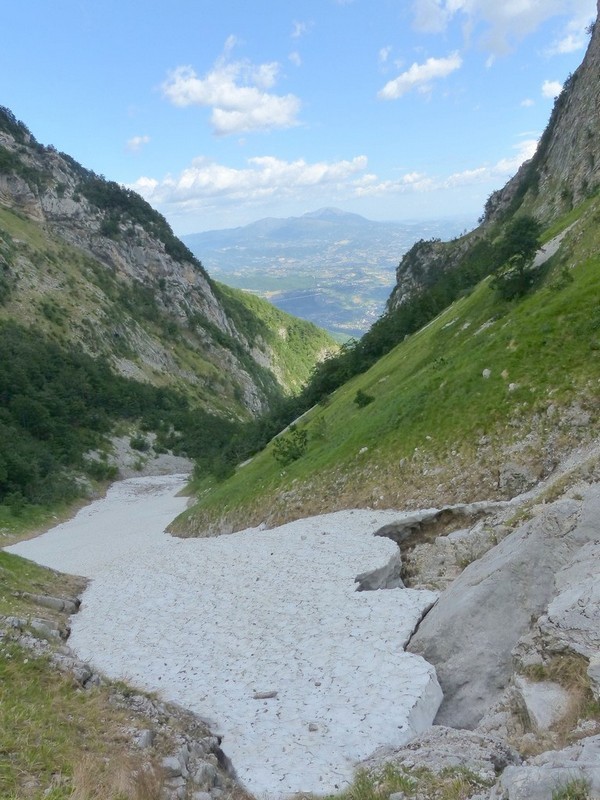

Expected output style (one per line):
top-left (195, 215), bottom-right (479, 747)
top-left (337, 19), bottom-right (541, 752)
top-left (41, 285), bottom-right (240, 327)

top-left (408, 498), bottom-right (585, 728)
top-left (361, 726), bottom-right (520, 783)
top-left (161, 756), bottom-right (183, 779)
top-left (499, 461), bottom-right (538, 496)
top-left (588, 658), bottom-right (600, 701)
top-left (491, 735), bottom-right (600, 799)
top-left (512, 676), bottom-right (571, 732)
top-left (537, 540), bottom-right (600, 660)
top-left (30, 618), bottom-right (62, 640)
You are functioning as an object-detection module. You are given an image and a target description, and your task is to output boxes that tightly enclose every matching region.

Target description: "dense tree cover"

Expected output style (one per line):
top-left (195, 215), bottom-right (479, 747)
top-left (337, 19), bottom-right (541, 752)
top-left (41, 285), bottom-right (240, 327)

top-left (0, 321), bottom-right (238, 510)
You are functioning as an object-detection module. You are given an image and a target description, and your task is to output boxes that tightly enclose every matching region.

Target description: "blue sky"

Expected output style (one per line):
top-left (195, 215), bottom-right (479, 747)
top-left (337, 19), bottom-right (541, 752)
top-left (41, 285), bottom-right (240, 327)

top-left (1, 0), bottom-right (596, 234)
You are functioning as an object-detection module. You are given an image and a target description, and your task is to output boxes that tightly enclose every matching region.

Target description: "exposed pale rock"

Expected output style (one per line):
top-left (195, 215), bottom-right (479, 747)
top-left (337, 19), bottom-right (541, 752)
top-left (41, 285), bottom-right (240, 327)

top-left (161, 756), bottom-right (183, 778)
top-left (588, 658), bottom-right (600, 700)
top-left (19, 593), bottom-right (79, 614)
top-left (192, 762), bottom-right (219, 788)
top-left (136, 729), bottom-right (155, 749)
top-left (498, 461), bottom-right (538, 495)
top-left (362, 726), bottom-right (520, 782)
top-left (30, 618), bottom-right (62, 640)
top-left (512, 676), bottom-right (571, 732)
top-left (408, 498), bottom-right (583, 728)
top-left (491, 735), bottom-right (600, 800)
top-left (537, 539), bottom-right (600, 659)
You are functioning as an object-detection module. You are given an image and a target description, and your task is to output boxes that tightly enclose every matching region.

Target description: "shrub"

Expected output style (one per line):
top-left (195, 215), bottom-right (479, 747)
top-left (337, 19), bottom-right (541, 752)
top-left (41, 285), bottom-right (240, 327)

top-left (354, 389), bottom-right (375, 408)
top-left (129, 434), bottom-right (150, 452)
top-left (272, 425), bottom-right (308, 466)
top-left (84, 459), bottom-right (118, 481)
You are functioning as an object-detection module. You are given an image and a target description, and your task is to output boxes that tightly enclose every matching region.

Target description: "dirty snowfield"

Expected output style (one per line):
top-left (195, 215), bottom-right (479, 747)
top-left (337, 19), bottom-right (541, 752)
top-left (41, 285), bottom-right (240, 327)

top-left (8, 475), bottom-right (442, 797)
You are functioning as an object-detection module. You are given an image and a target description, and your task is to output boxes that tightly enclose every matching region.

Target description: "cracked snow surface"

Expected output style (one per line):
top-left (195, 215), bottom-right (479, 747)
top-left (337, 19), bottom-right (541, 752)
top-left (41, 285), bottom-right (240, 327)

top-left (8, 475), bottom-right (442, 797)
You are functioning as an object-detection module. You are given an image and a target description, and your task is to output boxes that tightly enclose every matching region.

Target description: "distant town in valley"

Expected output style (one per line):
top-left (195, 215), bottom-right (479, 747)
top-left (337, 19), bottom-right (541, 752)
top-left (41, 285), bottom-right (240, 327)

top-left (183, 208), bottom-right (476, 338)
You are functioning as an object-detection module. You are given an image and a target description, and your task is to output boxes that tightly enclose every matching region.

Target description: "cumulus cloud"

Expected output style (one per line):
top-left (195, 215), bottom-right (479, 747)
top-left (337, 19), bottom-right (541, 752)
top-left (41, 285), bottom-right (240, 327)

top-left (130, 137), bottom-right (539, 226)
top-left (126, 135), bottom-right (150, 153)
top-left (412, 0), bottom-right (596, 54)
top-left (161, 39), bottom-right (301, 135)
top-left (355, 138), bottom-right (538, 197)
top-left (542, 79), bottom-right (564, 98)
top-left (131, 154), bottom-right (369, 210)
top-left (353, 171), bottom-right (435, 197)
top-left (444, 138), bottom-right (538, 188)
top-left (546, 5), bottom-right (596, 53)
top-left (378, 51), bottom-right (462, 99)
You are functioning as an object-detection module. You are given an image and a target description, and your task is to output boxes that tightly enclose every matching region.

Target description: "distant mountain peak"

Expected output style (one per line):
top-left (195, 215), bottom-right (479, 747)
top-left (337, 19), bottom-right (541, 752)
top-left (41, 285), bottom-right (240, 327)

top-left (302, 207), bottom-right (366, 221)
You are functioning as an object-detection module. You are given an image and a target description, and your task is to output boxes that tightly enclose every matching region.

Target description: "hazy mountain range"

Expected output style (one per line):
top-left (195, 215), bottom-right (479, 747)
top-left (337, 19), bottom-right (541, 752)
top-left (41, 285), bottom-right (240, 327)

top-left (183, 209), bottom-right (475, 337)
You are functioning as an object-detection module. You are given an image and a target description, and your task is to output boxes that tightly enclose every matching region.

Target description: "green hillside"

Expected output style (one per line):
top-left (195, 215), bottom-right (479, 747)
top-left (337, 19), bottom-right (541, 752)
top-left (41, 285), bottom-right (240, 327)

top-left (212, 282), bottom-right (336, 394)
top-left (0, 107), bottom-right (336, 530)
top-left (175, 199), bottom-right (600, 536)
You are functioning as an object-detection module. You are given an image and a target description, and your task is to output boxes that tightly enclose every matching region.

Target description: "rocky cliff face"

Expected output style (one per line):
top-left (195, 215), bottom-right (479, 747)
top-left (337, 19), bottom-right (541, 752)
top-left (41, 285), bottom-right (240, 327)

top-left (485, 2), bottom-right (600, 225)
top-left (388, 3), bottom-right (599, 311)
top-left (0, 110), bottom-right (332, 416)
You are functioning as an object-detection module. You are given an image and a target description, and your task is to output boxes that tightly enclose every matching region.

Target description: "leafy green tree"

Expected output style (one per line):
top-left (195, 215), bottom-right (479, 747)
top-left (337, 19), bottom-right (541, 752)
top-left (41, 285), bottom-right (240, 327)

top-left (499, 215), bottom-right (542, 263)
top-left (493, 216), bottom-right (542, 300)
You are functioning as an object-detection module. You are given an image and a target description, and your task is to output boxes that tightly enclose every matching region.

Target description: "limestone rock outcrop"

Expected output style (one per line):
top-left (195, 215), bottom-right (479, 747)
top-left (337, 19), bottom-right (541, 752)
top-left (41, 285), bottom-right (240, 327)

top-left (407, 497), bottom-right (588, 728)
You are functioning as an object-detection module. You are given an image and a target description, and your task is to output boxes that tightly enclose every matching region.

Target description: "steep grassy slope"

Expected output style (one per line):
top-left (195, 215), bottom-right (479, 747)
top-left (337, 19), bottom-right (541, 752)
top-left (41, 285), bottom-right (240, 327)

top-left (175, 199), bottom-right (600, 536)
top-left (212, 282), bottom-right (335, 394)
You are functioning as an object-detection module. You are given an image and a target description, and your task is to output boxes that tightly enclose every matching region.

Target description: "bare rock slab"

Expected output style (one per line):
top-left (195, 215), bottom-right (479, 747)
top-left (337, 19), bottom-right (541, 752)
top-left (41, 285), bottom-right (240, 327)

top-left (362, 725), bottom-right (520, 783)
top-left (408, 498), bottom-right (584, 728)
top-left (513, 676), bottom-right (571, 732)
top-left (491, 735), bottom-right (600, 799)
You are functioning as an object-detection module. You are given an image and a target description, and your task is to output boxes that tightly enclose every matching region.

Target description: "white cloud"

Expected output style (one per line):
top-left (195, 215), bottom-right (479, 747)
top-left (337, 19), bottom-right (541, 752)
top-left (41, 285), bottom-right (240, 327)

top-left (289, 51), bottom-right (302, 67)
top-left (546, 5), bottom-right (596, 53)
top-left (161, 40), bottom-right (301, 135)
top-left (354, 138), bottom-right (538, 197)
top-left (412, 0), bottom-right (451, 34)
top-left (378, 46), bottom-right (392, 65)
top-left (412, 0), bottom-right (597, 55)
top-left (291, 20), bottom-right (311, 38)
top-left (378, 51), bottom-right (462, 99)
top-left (353, 171), bottom-right (435, 196)
top-left (445, 138), bottom-right (538, 186)
top-left (126, 135), bottom-right (150, 153)
top-left (542, 79), bottom-right (564, 98)
top-left (130, 137), bottom-right (540, 228)
top-left (131, 154), bottom-right (369, 210)
top-left (521, 98), bottom-right (535, 107)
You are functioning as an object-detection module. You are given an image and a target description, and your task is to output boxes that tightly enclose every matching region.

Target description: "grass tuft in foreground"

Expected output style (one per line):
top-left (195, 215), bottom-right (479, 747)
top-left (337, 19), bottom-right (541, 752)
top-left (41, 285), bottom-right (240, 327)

top-left (310, 763), bottom-right (492, 800)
